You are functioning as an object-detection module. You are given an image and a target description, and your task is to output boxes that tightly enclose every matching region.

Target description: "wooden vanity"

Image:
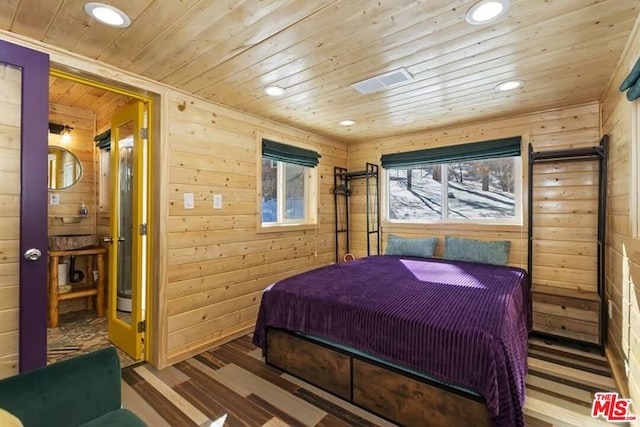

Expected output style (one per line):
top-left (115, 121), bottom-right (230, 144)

top-left (48, 246), bottom-right (107, 328)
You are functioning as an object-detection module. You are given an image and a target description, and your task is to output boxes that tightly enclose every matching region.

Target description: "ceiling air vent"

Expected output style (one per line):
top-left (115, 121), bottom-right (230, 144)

top-left (351, 68), bottom-right (413, 95)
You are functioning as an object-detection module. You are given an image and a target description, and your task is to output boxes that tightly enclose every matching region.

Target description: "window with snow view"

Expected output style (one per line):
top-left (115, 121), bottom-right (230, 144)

top-left (258, 137), bottom-right (319, 230)
top-left (387, 157), bottom-right (520, 223)
top-left (261, 159), bottom-right (308, 224)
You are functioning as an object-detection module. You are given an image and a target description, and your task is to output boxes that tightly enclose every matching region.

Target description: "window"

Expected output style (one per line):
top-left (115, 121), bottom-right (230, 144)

top-left (94, 129), bottom-right (111, 214)
top-left (258, 137), bottom-right (319, 229)
top-left (382, 137), bottom-right (521, 223)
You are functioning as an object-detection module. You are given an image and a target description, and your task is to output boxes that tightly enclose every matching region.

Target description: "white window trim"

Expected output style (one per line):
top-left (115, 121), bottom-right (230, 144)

top-left (265, 161), bottom-right (310, 225)
top-left (98, 149), bottom-right (110, 214)
top-left (383, 157), bottom-right (523, 226)
top-left (256, 132), bottom-right (318, 233)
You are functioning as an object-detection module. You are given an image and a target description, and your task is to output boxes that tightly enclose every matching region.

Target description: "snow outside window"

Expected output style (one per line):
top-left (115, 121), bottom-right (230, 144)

top-left (387, 157), bottom-right (521, 223)
top-left (261, 158), bottom-right (309, 225)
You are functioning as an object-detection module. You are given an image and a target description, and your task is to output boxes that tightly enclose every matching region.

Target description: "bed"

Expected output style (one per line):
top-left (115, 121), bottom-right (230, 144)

top-left (253, 255), bottom-right (531, 426)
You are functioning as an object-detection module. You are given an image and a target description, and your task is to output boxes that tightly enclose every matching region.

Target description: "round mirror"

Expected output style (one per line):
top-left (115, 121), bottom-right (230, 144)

top-left (48, 146), bottom-right (83, 190)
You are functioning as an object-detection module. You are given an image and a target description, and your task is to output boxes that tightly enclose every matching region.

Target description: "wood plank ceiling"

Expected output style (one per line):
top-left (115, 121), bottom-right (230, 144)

top-left (2, 0), bottom-right (638, 142)
top-left (49, 75), bottom-right (129, 114)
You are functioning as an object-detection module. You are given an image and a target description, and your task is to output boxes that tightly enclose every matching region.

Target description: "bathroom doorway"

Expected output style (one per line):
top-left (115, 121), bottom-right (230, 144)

top-left (46, 69), bottom-right (153, 366)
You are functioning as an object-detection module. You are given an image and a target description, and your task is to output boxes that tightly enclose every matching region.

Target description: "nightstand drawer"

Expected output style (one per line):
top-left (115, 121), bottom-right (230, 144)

top-left (532, 293), bottom-right (599, 322)
top-left (532, 312), bottom-right (599, 343)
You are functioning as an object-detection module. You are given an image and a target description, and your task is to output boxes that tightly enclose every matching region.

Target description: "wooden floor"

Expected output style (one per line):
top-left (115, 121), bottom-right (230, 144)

top-left (121, 335), bottom-right (623, 426)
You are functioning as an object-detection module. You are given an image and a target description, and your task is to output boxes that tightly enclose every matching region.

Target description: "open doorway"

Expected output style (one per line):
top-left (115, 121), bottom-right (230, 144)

top-left (46, 70), bottom-right (152, 367)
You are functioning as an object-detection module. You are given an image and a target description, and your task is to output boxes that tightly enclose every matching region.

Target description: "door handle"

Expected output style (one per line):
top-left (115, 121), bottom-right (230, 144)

top-left (24, 248), bottom-right (42, 261)
top-left (103, 236), bottom-right (125, 244)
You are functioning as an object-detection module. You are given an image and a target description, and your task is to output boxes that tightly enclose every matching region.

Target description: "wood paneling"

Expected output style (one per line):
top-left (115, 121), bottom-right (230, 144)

top-left (165, 93), bottom-right (346, 363)
top-left (348, 102), bottom-right (600, 267)
top-left (1, 1), bottom-right (638, 142)
top-left (600, 11), bottom-right (640, 404)
top-left (0, 63), bottom-right (21, 379)
top-left (530, 152), bottom-right (600, 344)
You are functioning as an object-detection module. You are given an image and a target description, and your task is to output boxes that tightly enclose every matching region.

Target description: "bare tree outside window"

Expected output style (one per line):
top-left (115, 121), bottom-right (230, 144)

top-left (485, 158), bottom-right (515, 192)
top-left (388, 156), bottom-right (518, 222)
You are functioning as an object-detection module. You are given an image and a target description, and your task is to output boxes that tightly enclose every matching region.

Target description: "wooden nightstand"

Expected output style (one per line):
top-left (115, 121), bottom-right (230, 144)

top-left (531, 286), bottom-right (601, 345)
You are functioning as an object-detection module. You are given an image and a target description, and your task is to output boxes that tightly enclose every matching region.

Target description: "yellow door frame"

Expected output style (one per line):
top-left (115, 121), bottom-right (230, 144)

top-left (49, 68), bottom-right (155, 362)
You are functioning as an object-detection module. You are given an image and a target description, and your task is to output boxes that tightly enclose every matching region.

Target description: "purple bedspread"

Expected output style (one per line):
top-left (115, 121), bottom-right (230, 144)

top-left (253, 255), bottom-right (530, 426)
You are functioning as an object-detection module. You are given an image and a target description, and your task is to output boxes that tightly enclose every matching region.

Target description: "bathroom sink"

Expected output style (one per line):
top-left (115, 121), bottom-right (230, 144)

top-left (48, 234), bottom-right (99, 251)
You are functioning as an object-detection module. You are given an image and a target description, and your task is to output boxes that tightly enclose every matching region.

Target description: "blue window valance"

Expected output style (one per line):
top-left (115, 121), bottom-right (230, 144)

top-left (381, 136), bottom-right (521, 169)
top-left (262, 138), bottom-right (320, 168)
top-left (94, 129), bottom-right (111, 151)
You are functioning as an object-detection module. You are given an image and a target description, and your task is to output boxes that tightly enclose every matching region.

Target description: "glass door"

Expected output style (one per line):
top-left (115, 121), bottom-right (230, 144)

top-left (107, 100), bottom-right (146, 360)
top-left (0, 41), bottom-right (49, 375)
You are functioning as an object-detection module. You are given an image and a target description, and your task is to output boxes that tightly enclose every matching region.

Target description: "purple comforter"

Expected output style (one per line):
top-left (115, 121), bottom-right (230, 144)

top-left (253, 255), bottom-right (530, 426)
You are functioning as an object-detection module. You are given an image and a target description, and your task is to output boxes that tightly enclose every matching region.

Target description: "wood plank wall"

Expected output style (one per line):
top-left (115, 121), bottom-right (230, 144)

top-left (165, 94), bottom-right (346, 364)
top-left (94, 105), bottom-right (114, 245)
top-left (531, 159), bottom-right (598, 291)
top-left (0, 64), bottom-right (22, 379)
top-left (348, 102), bottom-right (601, 270)
top-left (600, 15), bottom-right (640, 405)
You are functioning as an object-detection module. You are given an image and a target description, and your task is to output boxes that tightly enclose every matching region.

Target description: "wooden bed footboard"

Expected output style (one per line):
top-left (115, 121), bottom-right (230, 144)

top-left (265, 328), bottom-right (491, 427)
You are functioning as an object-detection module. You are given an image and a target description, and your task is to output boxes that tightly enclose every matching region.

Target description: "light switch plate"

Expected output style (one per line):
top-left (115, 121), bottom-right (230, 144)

top-left (49, 193), bottom-right (60, 205)
top-left (183, 193), bottom-right (194, 209)
top-left (213, 194), bottom-right (222, 209)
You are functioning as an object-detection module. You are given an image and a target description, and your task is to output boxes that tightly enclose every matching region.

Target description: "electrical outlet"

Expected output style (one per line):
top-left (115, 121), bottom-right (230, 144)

top-left (49, 193), bottom-right (60, 205)
top-left (608, 299), bottom-right (613, 319)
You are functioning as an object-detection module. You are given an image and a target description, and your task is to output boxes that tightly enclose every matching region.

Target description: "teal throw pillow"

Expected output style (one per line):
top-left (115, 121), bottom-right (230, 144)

top-left (385, 234), bottom-right (438, 258)
top-left (442, 236), bottom-right (510, 266)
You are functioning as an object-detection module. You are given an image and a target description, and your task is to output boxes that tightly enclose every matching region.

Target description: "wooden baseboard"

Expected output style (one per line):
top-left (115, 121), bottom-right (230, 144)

top-left (605, 346), bottom-right (630, 397)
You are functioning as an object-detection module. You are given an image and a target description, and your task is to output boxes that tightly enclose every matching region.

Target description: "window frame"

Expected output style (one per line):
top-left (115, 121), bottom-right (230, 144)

top-left (256, 133), bottom-right (318, 233)
top-left (383, 156), bottom-right (523, 225)
top-left (98, 148), bottom-right (110, 214)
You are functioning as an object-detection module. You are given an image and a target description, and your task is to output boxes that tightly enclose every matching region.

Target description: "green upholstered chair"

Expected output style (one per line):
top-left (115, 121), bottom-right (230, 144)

top-left (0, 347), bottom-right (145, 427)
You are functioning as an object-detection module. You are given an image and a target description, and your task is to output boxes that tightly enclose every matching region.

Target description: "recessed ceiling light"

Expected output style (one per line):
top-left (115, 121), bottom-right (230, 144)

top-left (465, 0), bottom-right (510, 25)
top-left (339, 120), bottom-right (356, 126)
top-left (84, 3), bottom-right (131, 28)
top-left (495, 80), bottom-right (523, 91)
top-left (264, 86), bottom-right (286, 96)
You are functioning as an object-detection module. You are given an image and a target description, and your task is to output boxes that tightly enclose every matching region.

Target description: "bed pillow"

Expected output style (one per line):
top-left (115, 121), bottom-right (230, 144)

top-left (442, 236), bottom-right (510, 266)
top-left (384, 234), bottom-right (438, 258)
